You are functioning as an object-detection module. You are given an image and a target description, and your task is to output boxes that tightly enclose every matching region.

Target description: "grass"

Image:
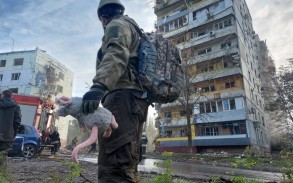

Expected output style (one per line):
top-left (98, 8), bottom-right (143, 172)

top-left (0, 165), bottom-right (13, 182)
top-left (145, 151), bottom-right (275, 183)
top-left (147, 152), bottom-right (291, 172)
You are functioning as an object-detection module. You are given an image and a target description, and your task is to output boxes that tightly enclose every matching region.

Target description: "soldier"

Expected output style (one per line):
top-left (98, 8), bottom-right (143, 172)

top-left (140, 132), bottom-right (148, 160)
top-left (88, 142), bottom-right (97, 154)
top-left (71, 136), bottom-right (78, 149)
top-left (0, 90), bottom-right (21, 167)
top-left (49, 130), bottom-right (60, 154)
top-left (81, 0), bottom-right (150, 182)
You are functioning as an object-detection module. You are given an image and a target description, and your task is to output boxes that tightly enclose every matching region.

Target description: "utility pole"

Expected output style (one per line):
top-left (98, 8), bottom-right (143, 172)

top-left (10, 37), bottom-right (15, 51)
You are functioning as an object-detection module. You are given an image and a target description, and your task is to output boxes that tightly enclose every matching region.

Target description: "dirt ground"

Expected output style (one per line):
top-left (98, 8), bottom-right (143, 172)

top-left (4, 149), bottom-right (155, 183)
top-left (6, 157), bottom-right (96, 183)
top-left (3, 149), bottom-right (282, 183)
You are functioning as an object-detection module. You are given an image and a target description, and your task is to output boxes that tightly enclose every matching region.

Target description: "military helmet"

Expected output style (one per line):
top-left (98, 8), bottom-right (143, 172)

top-left (98, 0), bottom-right (125, 13)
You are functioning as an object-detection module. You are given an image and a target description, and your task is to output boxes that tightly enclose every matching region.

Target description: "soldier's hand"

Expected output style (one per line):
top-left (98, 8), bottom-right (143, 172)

top-left (81, 84), bottom-right (106, 114)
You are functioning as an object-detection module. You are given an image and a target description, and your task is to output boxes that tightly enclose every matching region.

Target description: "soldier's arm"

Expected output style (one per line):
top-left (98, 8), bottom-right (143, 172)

top-left (93, 20), bottom-right (132, 90)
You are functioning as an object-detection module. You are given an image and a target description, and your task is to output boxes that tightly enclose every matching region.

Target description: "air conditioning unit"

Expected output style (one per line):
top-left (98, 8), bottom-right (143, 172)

top-left (209, 31), bottom-right (215, 36)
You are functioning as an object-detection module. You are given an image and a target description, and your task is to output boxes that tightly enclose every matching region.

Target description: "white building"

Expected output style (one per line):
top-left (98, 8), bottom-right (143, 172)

top-left (0, 47), bottom-right (74, 147)
top-left (0, 47), bottom-right (73, 97)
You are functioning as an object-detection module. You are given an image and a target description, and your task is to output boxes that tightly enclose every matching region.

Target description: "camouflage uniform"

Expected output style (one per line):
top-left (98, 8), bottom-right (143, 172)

top-left (93, 15), bottom-right (141, 92)
top-left (0, 95), bottom-right (21, 168)
top-left (94, 15), bottom-right (149, 183)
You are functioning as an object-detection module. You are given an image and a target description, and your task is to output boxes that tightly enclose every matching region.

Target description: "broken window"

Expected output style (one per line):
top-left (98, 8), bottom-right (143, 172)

top-left (180, 129), bottom-right (186, 137)
top-left (211, 102), bottom-right (217, 112)
top-left (221, 42), bottom-right (232, 49)
top-left (203, 85), bottom-right (215, 92)
top-left (198, 47), bottom-right (212, 55)
top-left (199, 103), bottom-right (205, 113)
top-left (160, 14), bottom-right (188, 33)
top-left (199, 98), bottom-right (237, 113)
top-left (225, 80), bottom-right (235, 88)
top-left (197, 121), bottom-right (246, 136)
top-left (206, 126), bottom-right (219, 136)
top-left (224, 19), bottom-right (232, 27)
top-left (11, 73), bottom-right (21, 80)
top-left (205, 103), bottom-right (211, 113)
top-left (215, 18), bottom-right (232, 30)
top-left (230, 99), bottom-right (236, 110)
top-left (0, 60), bottom-right (6, 67)
top-left (217, 101), bottom-right (223, 111)
top-left (164, 111), bottom-right (172, 118)
top-left (166, 130), bottom-right (172, 137)
top-left (14, 58), bottom-right (24, 66)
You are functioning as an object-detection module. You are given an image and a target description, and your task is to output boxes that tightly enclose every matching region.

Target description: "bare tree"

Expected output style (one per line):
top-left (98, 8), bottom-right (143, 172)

top-left (266, 60), bottom-right (293, 129)
top-left (156, 48), bottom-right (216, 153)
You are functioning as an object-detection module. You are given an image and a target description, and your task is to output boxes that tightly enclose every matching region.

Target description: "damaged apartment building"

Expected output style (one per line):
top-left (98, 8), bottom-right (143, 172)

top-left (0, 47), bottom-right (73, 97)
top-left (154, 0), bottom-right (271, 154)
top-left (0, 48), bottom-right (74, 146)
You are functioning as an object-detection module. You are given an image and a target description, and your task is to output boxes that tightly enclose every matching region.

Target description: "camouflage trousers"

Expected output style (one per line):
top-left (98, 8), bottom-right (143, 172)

top-left (98, 90), bottom-right (149, 183)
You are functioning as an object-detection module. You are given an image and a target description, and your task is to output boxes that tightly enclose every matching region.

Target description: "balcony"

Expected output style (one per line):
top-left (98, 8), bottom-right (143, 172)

top-left (188, 47), bottom-right (239, 65)
top-left (154, 0), bottom-right (185, 16)
top-left (177, 26), bottom-right (237, 50)
top-left (160, 118), bottom-right (188, 127)
top-left (194, 109), bottom-right (247, 123)
top-left (191, 66), bottom-right (242, 83)
top-left (163, 7), bottom-right (235, 39)
top-left (194, 89), bottom-right (245, 103)
top-left (157, 9), bottom-right (189, 26)
top-left (189, 7), bottom-right (235, 31)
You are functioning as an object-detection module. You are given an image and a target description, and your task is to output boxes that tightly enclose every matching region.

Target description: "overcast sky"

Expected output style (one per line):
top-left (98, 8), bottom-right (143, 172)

top-left (0, 0), bottom-right (292, 97)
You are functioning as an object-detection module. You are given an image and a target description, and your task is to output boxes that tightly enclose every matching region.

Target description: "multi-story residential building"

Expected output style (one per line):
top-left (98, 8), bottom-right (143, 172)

top-left (0, 47), bottom-right (73, 97)
top-left (154, 0), bottom-right (271, 154)
top-left (0, 47), bottom-right (74, 146)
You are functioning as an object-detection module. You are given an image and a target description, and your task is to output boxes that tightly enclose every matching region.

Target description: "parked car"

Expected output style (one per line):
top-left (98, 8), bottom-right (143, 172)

top-left (8, 124), bottom-right (42, 158)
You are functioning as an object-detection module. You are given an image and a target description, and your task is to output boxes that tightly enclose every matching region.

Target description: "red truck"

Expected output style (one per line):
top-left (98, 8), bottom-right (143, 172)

top-left (12, 94), bottom-right (59, 153)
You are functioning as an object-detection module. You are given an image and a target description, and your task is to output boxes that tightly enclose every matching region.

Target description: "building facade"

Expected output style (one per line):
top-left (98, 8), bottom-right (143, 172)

top-left (0, 47), bottom-right (74, 146)
top-left (154, 0), bottom-right (271, 154)
top-left (0, 48), bottom-right (73, 97)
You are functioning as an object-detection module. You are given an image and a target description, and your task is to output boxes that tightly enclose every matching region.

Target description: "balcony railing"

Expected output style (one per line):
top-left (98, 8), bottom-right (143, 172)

top-left (154, 0), bottom-right (184, 15)
top-left (191, 67), bottom-right (242, 83)
top-left (187, 47), bottom-right (239, 65)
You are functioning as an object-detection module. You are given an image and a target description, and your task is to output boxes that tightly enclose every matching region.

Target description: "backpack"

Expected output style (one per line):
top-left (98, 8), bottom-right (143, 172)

top-left (125, 19), bottom-right (184, 104)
